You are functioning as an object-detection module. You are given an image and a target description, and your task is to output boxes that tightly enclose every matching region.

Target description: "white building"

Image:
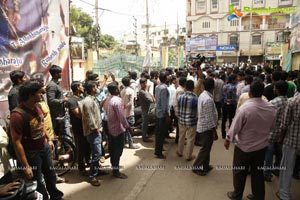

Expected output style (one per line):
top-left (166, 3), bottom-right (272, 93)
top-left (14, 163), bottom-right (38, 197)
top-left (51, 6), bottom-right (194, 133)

top-left (186, 0), bottom-right (297, 65)
top-left (121, 23), bottom-right (186, 68)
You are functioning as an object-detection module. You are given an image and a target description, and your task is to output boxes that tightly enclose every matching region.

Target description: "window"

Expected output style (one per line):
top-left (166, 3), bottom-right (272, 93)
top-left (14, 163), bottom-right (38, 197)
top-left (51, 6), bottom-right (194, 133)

top-left (229, 35), bottom-right (238, 45)
top-left (276, 32), bottom-right (283, 42)
top-left (252, 35), bottom-right (262, 45)
top-left (196, 0), bottom-right (206, 11)
top-left (211, 0), bottom-right (218, 9)
top-left (279, 0), bottom-right (292, 6)
top-left (230, 19), bottom-right (239, 26)
top-left (254, 0), bottom-right (264, 4)
top-left (231, 0), bottom-right (239, 6)
top-left (202, 22), bottom-right (210, 28)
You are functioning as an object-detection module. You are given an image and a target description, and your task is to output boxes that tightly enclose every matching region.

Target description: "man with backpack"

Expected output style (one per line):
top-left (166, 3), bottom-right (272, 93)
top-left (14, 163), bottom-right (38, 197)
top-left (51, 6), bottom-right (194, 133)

top-left (9, 79), bottom-right (63, 200)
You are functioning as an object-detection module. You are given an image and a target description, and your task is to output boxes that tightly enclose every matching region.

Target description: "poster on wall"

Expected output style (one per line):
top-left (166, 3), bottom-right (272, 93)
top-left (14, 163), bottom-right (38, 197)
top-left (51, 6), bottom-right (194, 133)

top-left (0, 0), bottom-right (70, 104)
top-left (291, 23), bottom-right (300, 53)
top-left (71, 36), bottom-right (84, 60)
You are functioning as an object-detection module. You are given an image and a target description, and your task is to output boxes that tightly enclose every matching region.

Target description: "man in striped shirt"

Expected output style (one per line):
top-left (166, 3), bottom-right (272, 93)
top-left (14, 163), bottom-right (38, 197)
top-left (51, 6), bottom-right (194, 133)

top-left (176, 80), bottom-right (198, 161)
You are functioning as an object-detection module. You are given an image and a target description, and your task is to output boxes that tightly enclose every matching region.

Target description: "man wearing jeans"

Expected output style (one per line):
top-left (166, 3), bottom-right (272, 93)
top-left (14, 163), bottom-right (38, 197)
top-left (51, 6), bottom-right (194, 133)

top-left (278, 93), bottom-right (300, 200)
top-left (264, 80), bottom-right (288, 182)
top-left (104, 82), bottom-right (133, 179)
top-left (81, 81), bottom-right (102, 186)
top-left (10, 80), bottom-right (63, 199)
top-left (224, 80), bottom-right (276, 200)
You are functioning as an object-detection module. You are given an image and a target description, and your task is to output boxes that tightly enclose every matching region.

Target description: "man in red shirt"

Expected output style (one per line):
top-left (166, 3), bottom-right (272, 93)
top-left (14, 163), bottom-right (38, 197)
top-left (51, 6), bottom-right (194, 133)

top-left (10, 80), bottom-right (63, 200)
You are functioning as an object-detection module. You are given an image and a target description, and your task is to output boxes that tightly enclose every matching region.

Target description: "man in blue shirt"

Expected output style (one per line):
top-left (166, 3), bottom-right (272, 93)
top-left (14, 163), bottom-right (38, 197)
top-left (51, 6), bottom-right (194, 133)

top-left (154, 70), bottom-right (169, 159)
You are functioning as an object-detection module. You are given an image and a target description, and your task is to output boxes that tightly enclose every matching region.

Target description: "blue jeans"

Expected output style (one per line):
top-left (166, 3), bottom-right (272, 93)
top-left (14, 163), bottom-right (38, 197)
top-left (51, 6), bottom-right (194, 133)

top-left (26, 143), bottom-right (63, 200)
top-left (141, 110), bottom-right (149, 140)
top-left (86, 132), bottom-right (102, 179)
top-left (264, 142), bottom-right (282, 178)
top-left (125, 116), bottom-right (134, 145)
top-left (279, 145), bottom-right (300, 200)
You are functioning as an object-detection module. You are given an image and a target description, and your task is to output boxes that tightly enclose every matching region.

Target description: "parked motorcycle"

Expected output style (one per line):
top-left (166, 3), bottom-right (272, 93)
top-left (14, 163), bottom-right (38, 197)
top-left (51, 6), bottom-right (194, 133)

top-left (0, 171), bottom-right (42, 200)
top-left (133, 103), bottom-right (156, 134)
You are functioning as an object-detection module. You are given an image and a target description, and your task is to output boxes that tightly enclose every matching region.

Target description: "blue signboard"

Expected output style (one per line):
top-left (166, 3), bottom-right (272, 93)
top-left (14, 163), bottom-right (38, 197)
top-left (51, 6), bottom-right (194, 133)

top-left (216, 45), bottom-right (238, 51)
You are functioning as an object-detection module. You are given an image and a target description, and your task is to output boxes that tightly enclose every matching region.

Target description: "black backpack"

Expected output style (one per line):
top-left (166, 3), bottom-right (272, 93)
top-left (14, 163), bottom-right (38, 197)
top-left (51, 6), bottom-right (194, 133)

top-left (7, 107), bottom-right (30, 160)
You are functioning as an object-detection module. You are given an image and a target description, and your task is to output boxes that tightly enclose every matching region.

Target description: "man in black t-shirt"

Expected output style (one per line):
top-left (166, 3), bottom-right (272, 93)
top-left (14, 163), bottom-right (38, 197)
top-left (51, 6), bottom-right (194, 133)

top-left (8, 70), bottom-right (26, 111)
top-left (263, 71), bottom-right (282, 101)
top-left (69, 81), bottom-right (90, 175)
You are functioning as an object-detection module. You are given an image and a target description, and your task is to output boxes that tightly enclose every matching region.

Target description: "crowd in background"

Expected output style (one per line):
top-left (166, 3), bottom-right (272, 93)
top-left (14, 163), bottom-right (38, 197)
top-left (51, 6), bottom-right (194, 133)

top-left (0, 61), bottom-right (300, 199)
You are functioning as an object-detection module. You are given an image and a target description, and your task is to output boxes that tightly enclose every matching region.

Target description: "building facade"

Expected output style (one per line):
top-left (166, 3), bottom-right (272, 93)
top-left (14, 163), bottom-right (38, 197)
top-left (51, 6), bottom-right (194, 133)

top-left (122, 23), bottom-right (186, 68)
top-left (186, 0), bottom-right (297, 66)
top-left (290, 0), bottom-right (300, 70)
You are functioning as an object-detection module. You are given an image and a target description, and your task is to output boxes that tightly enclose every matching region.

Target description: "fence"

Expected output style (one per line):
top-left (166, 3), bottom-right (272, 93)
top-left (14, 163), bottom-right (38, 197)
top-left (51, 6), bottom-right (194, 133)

top-left (93, 54), bottom-right (162, 78)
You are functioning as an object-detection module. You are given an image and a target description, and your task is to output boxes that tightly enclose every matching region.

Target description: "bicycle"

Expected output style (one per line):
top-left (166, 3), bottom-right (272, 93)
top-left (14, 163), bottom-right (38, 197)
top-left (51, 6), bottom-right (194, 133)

top-left (51, 105), bottom-right (77, 176)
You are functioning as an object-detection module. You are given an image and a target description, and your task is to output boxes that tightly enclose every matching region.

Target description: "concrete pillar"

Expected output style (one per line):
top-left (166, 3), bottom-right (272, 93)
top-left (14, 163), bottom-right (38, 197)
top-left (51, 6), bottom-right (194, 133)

top-left (87, 49), bottom-right (97, 71)
top-left (161, 46), bottom-right (169, 68)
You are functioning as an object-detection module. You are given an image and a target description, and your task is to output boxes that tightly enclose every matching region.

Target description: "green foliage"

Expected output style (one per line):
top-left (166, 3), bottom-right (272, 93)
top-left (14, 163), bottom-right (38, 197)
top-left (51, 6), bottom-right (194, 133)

top-left (70, 5), bottom-right (118, 51)
top-left (70, 6), bottom-right (93, 37)
top-left (99, 34), bottom-right (117, 49)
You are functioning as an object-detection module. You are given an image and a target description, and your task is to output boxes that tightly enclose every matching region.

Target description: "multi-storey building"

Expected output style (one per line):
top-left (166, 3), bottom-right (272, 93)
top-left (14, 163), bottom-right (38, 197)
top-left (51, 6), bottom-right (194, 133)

top-left (186, 0), bottom-right (297, 66)
top-left (290, 0), bottom-right (300, 70)
top-left (122, 23), bottom-right (186, 68)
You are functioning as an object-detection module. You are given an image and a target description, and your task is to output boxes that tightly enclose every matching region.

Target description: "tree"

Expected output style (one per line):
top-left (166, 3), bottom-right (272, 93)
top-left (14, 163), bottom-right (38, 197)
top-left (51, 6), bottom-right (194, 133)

top-left (70, 6), bottom-right (117, 51)
top-left (99, 34), bottom-right (117, 49)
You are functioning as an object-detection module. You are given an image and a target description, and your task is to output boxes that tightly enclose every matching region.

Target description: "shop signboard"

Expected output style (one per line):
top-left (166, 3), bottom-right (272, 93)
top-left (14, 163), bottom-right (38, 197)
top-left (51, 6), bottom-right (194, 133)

top-left (186, 36), bottom-right (217, 53)
top-left (265, 55), bottom-right (281, 60)
top-left (216, 45), bottom-right (238, 51)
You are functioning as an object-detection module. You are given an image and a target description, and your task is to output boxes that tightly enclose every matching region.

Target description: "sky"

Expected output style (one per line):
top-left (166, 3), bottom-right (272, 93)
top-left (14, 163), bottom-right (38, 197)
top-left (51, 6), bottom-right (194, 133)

top-left (71, 0), bottom-right (186, 39)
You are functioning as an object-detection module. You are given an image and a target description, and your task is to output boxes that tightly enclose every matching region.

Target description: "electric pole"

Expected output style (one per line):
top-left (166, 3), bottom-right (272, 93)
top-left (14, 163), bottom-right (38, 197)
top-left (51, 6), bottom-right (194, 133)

top-left (146, 0), bottom-right (149, 45)
top-left (248, 0), bottom-right (253, 64)
top-left (133, 16), bottom-right (138, 68)
top-left (95, 0), bottom-right (100, 60)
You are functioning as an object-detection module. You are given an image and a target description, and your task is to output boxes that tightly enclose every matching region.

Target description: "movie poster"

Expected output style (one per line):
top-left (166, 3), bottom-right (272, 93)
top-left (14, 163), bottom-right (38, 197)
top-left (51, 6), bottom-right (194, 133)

top-left (0, 0), bottom-right (70, 121)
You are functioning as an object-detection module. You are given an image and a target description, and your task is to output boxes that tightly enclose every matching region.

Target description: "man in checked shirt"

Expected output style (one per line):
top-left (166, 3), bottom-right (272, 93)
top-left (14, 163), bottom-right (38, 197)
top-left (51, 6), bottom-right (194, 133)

top-left (278, 90), bottom-right (300, 200)
top-left (192, 78), bottom-right (218, 176)
top-left (264, 80), bottom-right (288, 182)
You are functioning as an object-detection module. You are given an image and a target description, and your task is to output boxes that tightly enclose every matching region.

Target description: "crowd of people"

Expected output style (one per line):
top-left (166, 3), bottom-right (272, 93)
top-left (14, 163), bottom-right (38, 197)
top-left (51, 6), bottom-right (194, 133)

top-left (0, 62), bottom-right (300, 200)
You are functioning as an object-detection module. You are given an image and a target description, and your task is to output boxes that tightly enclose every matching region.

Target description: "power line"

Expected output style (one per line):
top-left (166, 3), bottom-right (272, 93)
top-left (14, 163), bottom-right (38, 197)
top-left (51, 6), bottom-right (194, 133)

top-left (78, 0), bottom-right (94, 7)
top-left (77, 0), bottom-right (144, 17)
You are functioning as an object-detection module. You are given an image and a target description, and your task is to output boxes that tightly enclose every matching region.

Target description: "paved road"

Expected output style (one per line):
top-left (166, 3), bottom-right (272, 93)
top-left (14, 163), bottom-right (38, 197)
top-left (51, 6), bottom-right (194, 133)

top-left (57, 131), bottom-right (300, 200)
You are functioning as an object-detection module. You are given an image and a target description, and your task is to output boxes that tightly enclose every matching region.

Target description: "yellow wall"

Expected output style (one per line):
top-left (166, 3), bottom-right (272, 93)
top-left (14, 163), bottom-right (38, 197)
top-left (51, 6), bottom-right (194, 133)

top-left (292, 53), bottom-right (300, 71)
top-left (161, 46), bottom-right (169, 68)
